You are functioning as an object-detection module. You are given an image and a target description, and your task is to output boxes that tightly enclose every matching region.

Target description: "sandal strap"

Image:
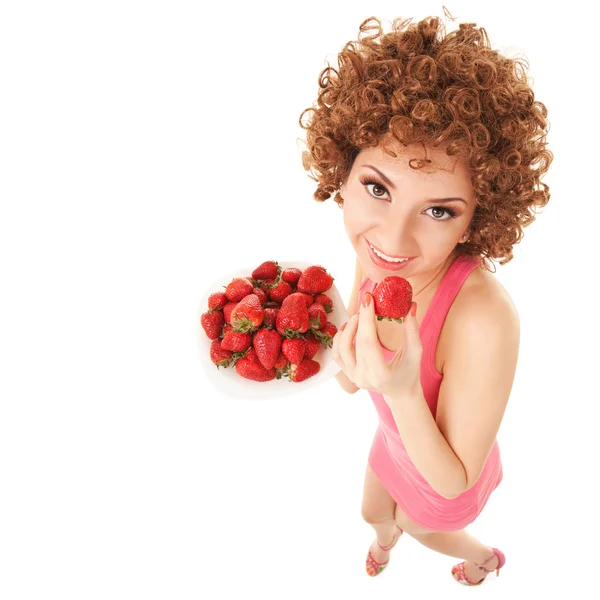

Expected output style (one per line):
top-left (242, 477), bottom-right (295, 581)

top-left (376, 526), bottom-right (403, 551)
top-left (367, 550), bottom-right (389, 571)
top-left (474, 549), bottom-right (497, 572)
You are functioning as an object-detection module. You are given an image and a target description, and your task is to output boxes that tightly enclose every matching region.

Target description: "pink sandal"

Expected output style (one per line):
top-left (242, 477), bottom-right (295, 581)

top-left (451, 547), bottom-right (506, 585)
top-left (365, 525), bottom-right (403, 577)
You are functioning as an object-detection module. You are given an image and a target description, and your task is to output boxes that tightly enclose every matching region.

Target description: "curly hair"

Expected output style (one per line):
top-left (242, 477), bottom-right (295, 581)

top-left (298, 12), bottom-right (553, 271)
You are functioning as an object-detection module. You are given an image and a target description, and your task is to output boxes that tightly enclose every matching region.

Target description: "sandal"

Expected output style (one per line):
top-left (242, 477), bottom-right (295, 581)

top-left (451, 547), bottom-right (506, 585)
top-left (365, 524), bottom-right (403, 577)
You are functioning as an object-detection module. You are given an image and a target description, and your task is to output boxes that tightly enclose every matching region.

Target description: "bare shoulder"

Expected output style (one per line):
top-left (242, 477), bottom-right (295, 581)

top-left (439, 266), bottom-right (520, 375)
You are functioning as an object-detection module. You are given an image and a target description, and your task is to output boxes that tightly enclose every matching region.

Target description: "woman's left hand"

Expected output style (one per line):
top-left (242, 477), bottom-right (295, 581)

top-left (332, 292), bottom-right (423, 399)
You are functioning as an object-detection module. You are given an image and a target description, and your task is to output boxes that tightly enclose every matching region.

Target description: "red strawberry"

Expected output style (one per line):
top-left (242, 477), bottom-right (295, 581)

top-left (201, 310), bottom-right (225, 340)
top-left (210, 340), bottom-right (233, 368)
top-left (303, 333), bottom-right (321, 360)
top-left (252, 287), bottom-right (268, 305)
top-left (256, 278), bottom-right (277, 294)
top-left (371, 276), bottom-right (413, 323)
top-left (230, 294), bottom-right (264, 333)
top-left (268, 280), bottom-right (293, 304)
top-left (288, 358), bottom-right (321, 382)
top-left (221, 330), bottom-right (252, 352)
top-left (282, 338), bottom-right (306, 366)
top-left (281, 267), bottom-right (302, 286)
top-left (308, 303), bottom-right (327, 330)
top-left (235, 349), bottom-right (277, 382)
top-left (225, 277), bottom-right (255, 302)
top-left (313, 321), bottom-right (337, 348)
top-left (252, 260), bottom-right (280, 280)
top-left (314, 293), bottom-right (333, 313)
top-left (208, 292), bottom-right (228, 311)
top-left (223, 302), bottom-right (238, 324)
top-left (298, 292), bottom-right (314, 307)
top-left (262, 307), bottom-right (279, 328)
top-left (276, 294), bottom-right (310, 338)
top-left (297, 265), bottom-right (334, 294)
top-left (275, 352), bottom-right (289, 370)
top-left (253, 327), bottom-right (283, 370)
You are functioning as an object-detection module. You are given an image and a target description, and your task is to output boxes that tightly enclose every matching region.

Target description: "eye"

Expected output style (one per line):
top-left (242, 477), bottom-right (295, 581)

top-left (426, 206), bottom-right (458, 220)
top-left (359, 176), bottom-right (390, 199)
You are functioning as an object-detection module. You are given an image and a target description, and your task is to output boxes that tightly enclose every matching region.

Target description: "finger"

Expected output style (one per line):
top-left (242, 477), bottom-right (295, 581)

top-left (331, 321), bottom-right (347, 369)
top-left (356, 292), bottom-right (383, 366)
top-left (338, 313), bottom-right (359, 373)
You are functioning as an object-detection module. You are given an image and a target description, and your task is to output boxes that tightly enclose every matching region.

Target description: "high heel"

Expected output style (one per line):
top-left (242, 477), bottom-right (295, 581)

top-left (365, 525), bottom-right (403, 577)
top-left (451, 547), bottom-right (506, 585)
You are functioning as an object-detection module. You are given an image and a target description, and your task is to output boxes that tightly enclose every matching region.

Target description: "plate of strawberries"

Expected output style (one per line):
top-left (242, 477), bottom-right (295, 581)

top-left (197, 260), bottom-right (349, 398)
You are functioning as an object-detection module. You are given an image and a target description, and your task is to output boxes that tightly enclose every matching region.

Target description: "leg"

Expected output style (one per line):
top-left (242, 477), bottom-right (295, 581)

top-left (361, 463), bottom-right (403, 575)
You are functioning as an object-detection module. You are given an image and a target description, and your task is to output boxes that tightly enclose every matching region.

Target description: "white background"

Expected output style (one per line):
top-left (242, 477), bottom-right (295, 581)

top-left (1, 1), bottom-right (598, 598)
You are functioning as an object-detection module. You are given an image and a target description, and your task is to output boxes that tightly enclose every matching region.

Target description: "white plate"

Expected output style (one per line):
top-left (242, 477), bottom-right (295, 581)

top-left (197, 260), bottom-right (349, 399)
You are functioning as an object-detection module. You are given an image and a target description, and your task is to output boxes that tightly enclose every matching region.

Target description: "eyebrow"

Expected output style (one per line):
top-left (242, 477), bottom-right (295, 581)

top-left (362, 165), bottom-right (468, 205)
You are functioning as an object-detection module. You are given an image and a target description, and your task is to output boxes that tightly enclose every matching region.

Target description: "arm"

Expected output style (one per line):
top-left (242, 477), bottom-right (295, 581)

top-left (384, 290), bottom-right (520, 499)
top-left (335, 257), bottom-right (364, 394)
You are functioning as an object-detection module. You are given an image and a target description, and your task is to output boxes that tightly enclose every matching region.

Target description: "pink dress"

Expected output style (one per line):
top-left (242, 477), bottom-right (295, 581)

top-left (356, 254), bottom-right (503, 532)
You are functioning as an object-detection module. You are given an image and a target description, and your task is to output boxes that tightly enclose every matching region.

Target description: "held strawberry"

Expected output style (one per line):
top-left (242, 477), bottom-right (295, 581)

top-left (372, 276), bottom-right (413, 324)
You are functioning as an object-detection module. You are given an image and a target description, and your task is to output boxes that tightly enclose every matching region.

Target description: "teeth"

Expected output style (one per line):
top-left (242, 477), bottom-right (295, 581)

top-left (370, 244), bottom-right (409, 263)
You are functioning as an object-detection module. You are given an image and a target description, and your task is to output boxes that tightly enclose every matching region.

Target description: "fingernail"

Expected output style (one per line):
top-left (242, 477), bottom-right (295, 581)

top-left (362, 293), bottom-right (372, 308)
top-left (340, 321), bottom-right (348, 331)
top-left (411, 302), bottom-right (417, 317)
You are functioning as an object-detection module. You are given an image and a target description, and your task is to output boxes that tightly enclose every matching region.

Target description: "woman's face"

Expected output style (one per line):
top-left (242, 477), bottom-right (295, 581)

top-left (340, 139), bottom-right (477, 286)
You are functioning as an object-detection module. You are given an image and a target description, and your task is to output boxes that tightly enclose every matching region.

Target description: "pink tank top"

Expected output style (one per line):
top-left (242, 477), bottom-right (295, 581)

top-left (356, 254), bottom-right (503, 531)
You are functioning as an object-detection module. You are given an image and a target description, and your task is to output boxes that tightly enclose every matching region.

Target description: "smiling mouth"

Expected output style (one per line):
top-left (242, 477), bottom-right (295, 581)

top-left (366, 239), bottom-right (415, 262)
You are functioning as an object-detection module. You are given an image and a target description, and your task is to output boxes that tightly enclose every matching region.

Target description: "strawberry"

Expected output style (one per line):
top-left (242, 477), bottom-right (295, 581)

top-left (252, 260), bottom-right (280, 280)
top-left (372, 276), bottom-right (413, 324)
top-left (201, 310), bottom-right (225, 340)
top-left (253, 327), bottom-right (283, 370)
top-left (313, 293), bottom-right (333, 313)
top-left (235, 349), bottom-right (277, 382)
top-left (221, 330), bottom-right (252, 353)
top-left (298, 292), bottom-right (314, 307)
top-left (252, 287), bottom-right (268, 306)
top-left (256, 278), bottom-right (276, 294)
top-left (308, 302), bottom-right (327, 330)
top-left (230, 294), bottom-right (264, 333)
top-left (281, 267), bottom-right (302, 286)
top-left (276, 294), bottom-right (310, 338)
top-left (288, 358), bottom-right (321, 382)
top-left (312, 321), bottom-right (337, 348)
top-left (303, 333), bottom-right (321, 360)
top-left (223, 302), bottom-right (238, 324)
top-left (275, 352), bottom-right (289, 370)
top-left (208, 292), bottom-right (228, 311)
top-left (210, 339), bottom-right (233, 368)
top-left (262, 307), bottom-right (279, 328)
top-left (297, 265), bottom-right (334, 294)
top-left (268, 280), bottom-right (293, 304)
top-left (282, 337), bottom-right (306, 366)
top-left (225, 277), bottom-right (255, 302)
